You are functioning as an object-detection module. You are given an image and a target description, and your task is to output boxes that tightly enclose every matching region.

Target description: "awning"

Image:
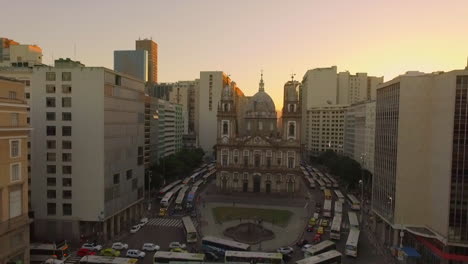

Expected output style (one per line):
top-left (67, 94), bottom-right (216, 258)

top-left (401, 247), bottom-right (421, 258)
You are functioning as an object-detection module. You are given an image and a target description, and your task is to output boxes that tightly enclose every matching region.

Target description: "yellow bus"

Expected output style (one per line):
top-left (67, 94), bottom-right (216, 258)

top-left (324, 189), bottom-right (332, 200)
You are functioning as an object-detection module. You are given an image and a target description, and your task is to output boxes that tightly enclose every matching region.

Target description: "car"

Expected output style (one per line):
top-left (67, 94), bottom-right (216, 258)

top-left (126, 249), bottom-right (146, 259)
top-left (205, 252), bottom-right (219, 261)
top-left (317, 226), bottom-right (324, 234)
top-left (112, 242), bottom-right (128, 250)
top-left (142, 243), bottom-right (160, 251)
top-left (81, 243), bottom-right (103, 251)
top-left (170, 248), bottom-right (188, 253)
top-left (296, 239), bottom-right (309, 247)
top-left (159, 208), bottom-right (167, 217)
top-left (100, 248), bottom-right (120, 257)
top-left (308, 217), bottom-right (316, 226)
top-left (302, 244), bottom-right (313, 252)
top-left (169, 242), bottom-right (186, 249)
top-left (306, 226), bottom-right (314, 232)
top-left (77, 248), bottom-right (96, 257)
top-left (130, 224), bottom-right (141, 233)
top-left (313, 234), bottom-right (322, 243)
top-left (277, 247), bottom-right (294, 255)
top-left (321, 219), bottom-right (329, 227)
top-left (140, 218), bottom-right (149, 226)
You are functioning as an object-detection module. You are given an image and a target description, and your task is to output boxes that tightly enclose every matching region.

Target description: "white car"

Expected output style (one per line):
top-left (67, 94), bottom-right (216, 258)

top-left (169, 242), bottom-right (186, 249)
top-left (302, 244), bottom-right (313, 252)
top-left (81, 243), bottom-right (102, 251)
top-left (126, 249), bottom-right (146, 259)
top-left (140, 218), bottom-right (149, 226)
top-left (142, 243), bottom-right (160, 251)
top-left (112, 242), bottom-right (128, 250)
top-left (277, 246), bottom-right (294, 255)
top-left (130, 224), bottom-right (141, 233)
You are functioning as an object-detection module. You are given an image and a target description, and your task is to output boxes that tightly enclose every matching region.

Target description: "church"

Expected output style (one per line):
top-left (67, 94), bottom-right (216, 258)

top-left (215, 74), bottom-right (302, 193)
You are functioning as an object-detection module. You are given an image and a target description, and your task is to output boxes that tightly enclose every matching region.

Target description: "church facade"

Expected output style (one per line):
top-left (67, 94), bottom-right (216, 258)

top-left (215, 75), bottom-right (302, 193)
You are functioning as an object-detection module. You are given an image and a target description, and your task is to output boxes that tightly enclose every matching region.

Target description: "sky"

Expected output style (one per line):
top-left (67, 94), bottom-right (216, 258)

top-left (4, 0), bottom-right (468, 108)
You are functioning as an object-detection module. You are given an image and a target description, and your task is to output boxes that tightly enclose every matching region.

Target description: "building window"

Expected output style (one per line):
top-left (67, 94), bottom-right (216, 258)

top-left (47, 203), bottom-right (56, 215)
top-left (46, 126), bottom-right (56, 136)
top-left (9, 190), bottom-right (22, 218)
top-left (63, 203), bottom-right (72, 216)
top-left (62, 97), bottom-right (72, 107)
top-left (267, 157), bottom-right (272, 168)
top-left (46, 84), bottom-right (56, 93)
top-left (46, 97), bottom-right (56, 107)
top-left (62, 153), bottom-right (72, 162)
top-left (10, 140), bottom-right (20, 158)
top-left (47, 178), bottom-right (56, 186)
top-left (62, 126), bottom-right (72, 136)
top-left (132, 178), bottom-right (138, 190)
top-left (8, 91), bottom-right (17, 99)
top-left (11, 113), bottom-right (19, 126)
top-left (222, 154), bottom-right (228, 166)
top-left (63, 178), bottom-right (72, 187)
top-left (126, 170), bottom-right (132, 179)
top-left (113, 174), bottom-right (120, 184)
top-left (288, 122), bottom-right (295, 137)
top-left (62, 85), bottom-right (72, 93)
top-left (47, 165), bottom-right (56, 174)
top-left (46, 112), bottom-right (56, 121)
top-left (46, 72), bottom-right (56, 81)
top-left (287, 157), bottom-right (295, 169)
top-left (62, 112), bottom-right (72, 121)
top-left (46, 152), bottom-right (56, 161)
top-left (47, 140), bottom-right (56, 149)
top-left (62, 140), bottom-right (72, 149)
top-left (258, 121), bottom-right (263, 130)
top-left (244, 156), bottom-right (249, 166)
top-left (10, 163), bottom-right (21, 182)
top-left (62, 166), bottom-right (72, 174)
top-left (62, 72), bottom-right (72, 81)
top-left (47, 190), bottom-right (56, 199)
top-left (222, 121), bottom-right (229, 135)
top-left (254, 154), bottom-right (261, 167)
top-left (26, 92), bottom-right (30, 99)
top-left (62, 190), bottom-right (72, 199)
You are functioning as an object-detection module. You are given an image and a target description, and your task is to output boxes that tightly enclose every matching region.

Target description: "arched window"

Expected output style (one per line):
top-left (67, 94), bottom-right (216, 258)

top-left (224, 103), bottom-right (229, 112)
top-left (288, 123), bottom-right (295, 137)
top-left (289, 104), bottom-right (294, 112)
top-left (222, 121), bottom-right (229, 135)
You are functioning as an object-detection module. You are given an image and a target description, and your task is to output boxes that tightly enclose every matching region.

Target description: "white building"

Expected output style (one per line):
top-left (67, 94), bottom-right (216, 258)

top-left (343, 100), bottom-right (375, 173)
top-left (0, 38), bottom-right (43, 67)
top-left (30, 59), bottom-right (145, 243)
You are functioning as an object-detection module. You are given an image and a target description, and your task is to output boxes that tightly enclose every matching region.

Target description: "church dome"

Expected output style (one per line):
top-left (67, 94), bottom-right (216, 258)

top-left (245, 74), bottom-right (277, 118)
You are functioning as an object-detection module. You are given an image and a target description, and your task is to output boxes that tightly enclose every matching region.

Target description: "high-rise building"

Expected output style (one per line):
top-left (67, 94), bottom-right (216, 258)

top-left (337, 72), bottom-right (383, 105)
top-left (136, 39), bottom-right (158, 83)
top-left (0, 76), bottom-right (30, 264)
top-left (343, 100), bottom-right (375, 173)
top-left (0, 37), bottom-right (43, 67)
top-left (372, 67), bottom-right (468, 262)
top-left (114, 50), bottom-right (148, 82)
top-left (30, 59), bottom-right (145, 243)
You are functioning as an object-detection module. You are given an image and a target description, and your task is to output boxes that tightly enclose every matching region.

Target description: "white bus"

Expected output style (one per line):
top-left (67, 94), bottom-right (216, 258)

top-left (202, 169), bottom-right (216, 183)
top-left (347, 194), bottom-right (361, 211)
top-left (330, 215), bottom-right (342, 240)
top-left (327, 174), bottom-right (339, 188)
top-left (193, 179), bottom-right (204, 187)
top-left (201, 236), bottom-right (250, 256)
top-left (316, 179), bottom-right (326, 190)
top-left (334, 190), bottom-right (345, 203)
top-left (153, 251), bottom-right (205, 264)
top-left (334, 201), bottom-right (343, 216)
top-left (345, 228), bottom-right (360, 257)
top-left (175, 186), bottom-right (189, 210)
top-left (322, 177), bottom-right (332, 188)
top-left (171, 184), bottom-right (184, 195)
top-left (30, 241), bottom-right (70, 263)
top-left (303, 240), bottom-right (336, 258)
top-left (306, 177), bottom-right (316, 189)
top-left (79, 256), bottom-right (138, 264)
top-left (225, 251), bottom-right (283, 264)
top-left (160, 191), bottom-right (175, 208)
top-left (296, 250), bottom-right (342, 264)
top-left (157, 180), bottom-right (182, 199)
top-left (182, 216), bottom-right (198, 243)
top-left (182, 177), bottom-right (192, 185)
top-left (348, 211), bottom-right (359, 229)
top-left (323, 199), bottom-right (332, 218)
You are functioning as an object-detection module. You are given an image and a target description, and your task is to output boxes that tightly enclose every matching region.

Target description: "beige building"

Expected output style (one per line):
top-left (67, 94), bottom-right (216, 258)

top-left (372, 66), bottom-right (468, 263)
top-left (215, 75), bottom-right (301, 193)
top-left (304, 105), bottom-right (347, 156)
top-left (0, 77), bottom-right (30, 264)
top-left (30, 59), bottom-right (145, 243)
top-left (0, 38), bottom-right (42, 67)
top-left (136, 39), bottom-right (158, 83)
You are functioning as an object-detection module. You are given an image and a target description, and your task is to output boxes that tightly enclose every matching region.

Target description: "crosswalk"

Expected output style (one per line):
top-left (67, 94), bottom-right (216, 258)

top-left (146, 217), bottom-right (199, 228)
top-left (64, 254), bottom-right (82, 264)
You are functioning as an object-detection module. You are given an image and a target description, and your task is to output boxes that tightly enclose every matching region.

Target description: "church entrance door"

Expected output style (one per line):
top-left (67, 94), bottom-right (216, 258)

top-left (243, 180), bottom-right (248, 192)
top-left (266, 181), bottom-right (271, 193)
top-left (253, 175), bottom-right (261, 192)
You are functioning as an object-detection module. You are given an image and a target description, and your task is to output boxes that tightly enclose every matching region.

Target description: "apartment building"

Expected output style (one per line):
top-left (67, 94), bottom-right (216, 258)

top-left (372, 67), bottom-right (468, 263)
top-left (0, 77), bottom-right (30, 264)
top-left (343, 100), bottom-right (375, 173)
top-left (0, 38), bottom-right (42, 67)
top-left (135, 39), bottom-right (157, 83)
top-left (30, 59), bottom-right (145, 243)
top-left (152, 98), bottom-right (184, 160)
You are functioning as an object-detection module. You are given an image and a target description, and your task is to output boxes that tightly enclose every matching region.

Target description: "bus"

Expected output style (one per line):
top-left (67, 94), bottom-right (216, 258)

top-left (334, 201), bottom-right (342, 215)
top-left (330, 215), bottom-right (342, 240)
top-left (334, 190), bottom-right (345, 203)
top-left (182, 177), bottom-right (192, 185)
top-left (348, 211), bottom-right (359, 229)
top-left (324, 189), bottom-right (333, 200)
top-left (30, 241), bottom-right (71, 263)
top-left (322, 176), bottom-right (332, 188)
top-left (327, 174), bottom-right (339, 188)
top-left (182, 216), bottom-right (198, 243)
top-left (153, 251), bottom-right (205, 264)
top-left (160, 191), bottom-right (175, 208)
top-left (201, 236), bottom-right (250, 256)
top-left (296, 250), bottom-right (342, 264)
top-left (186, 187), bottom-right (198, 209)
top-left (189, 171), bottom-right (201, 183)
top-left (345, 228), bottom-right (360, 257)
top-left (175, 186), bottom-right (189, 210)
top-left (316, 179), bottom-right (326, 190)
top-left (202, 169), bottom-right (216, 183)
top-left (171, 184), bottom-right (184, 195)
top-left (303, 240), bottom-right (336, 258)
top-left (347, 194), bottom-right (361, 210)
top-left (157, 180), bottom-right (182, 199)
top-left (306, 177), bottom-right (316, 189)
top-left (79, 256), bottom-right (138, 264)
top-left (225, 251), bottom-right (282, 264)
top-left (193, 180), bottom-right (204, 188)
top-left (323, 199), bottom-right (332, 218)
